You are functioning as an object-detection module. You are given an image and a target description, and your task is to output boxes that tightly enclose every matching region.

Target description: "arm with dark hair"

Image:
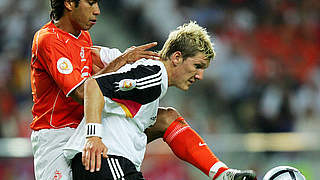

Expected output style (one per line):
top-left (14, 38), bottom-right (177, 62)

top-left (70, 42), bottom-right (159, 104)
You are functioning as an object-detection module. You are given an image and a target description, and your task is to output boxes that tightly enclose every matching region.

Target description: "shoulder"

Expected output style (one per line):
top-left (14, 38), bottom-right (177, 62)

top-left (81, 31), bottom-right (92, 43)
top-left (81, 31), bottom-right (91, 38)
top-left (36, 29), bottom-right (66, 51)
top-left (121, 59), bottom-right (165, 76)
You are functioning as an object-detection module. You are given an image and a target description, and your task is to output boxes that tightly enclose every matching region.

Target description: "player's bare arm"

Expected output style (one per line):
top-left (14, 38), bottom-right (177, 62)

top-left (70, 42), bottom-right (159, 104)
top-left (82, 77), bottom-right (107, 172)
top-left (95, 42), bottom-right (160, 75)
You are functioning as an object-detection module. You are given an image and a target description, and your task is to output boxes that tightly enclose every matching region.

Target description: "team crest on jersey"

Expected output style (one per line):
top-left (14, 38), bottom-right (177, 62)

top-left (118, 79), bottom-right (136, 91)
top-left (57, 57), bottom-right (73, 74)
top-left (53, 170), bottom-right (62, 180)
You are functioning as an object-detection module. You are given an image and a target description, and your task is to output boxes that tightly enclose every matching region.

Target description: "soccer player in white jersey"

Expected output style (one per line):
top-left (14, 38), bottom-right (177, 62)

top-left (64, 21), bottom-right (257, 180)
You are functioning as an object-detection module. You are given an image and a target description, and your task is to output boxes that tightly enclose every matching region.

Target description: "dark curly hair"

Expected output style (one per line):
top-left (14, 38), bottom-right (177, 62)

top-left (50, 0), bottom-right (80, 20)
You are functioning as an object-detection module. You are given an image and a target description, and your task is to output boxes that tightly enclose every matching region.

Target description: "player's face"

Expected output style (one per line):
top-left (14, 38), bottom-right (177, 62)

top-left (174, 52), bottom-right (210, 91)
top-left (70, 0), bottom-right (100, 31)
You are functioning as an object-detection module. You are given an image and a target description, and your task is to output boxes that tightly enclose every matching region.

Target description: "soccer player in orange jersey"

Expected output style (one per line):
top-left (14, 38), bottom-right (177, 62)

top-left (30, 0), bottom-right (159, 179)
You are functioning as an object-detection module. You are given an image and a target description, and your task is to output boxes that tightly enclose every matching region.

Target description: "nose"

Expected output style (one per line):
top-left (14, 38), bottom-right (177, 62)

top-left (195, 69), bottom-right (204, 80)
top-left (93, 3), bottom-right (101, 16)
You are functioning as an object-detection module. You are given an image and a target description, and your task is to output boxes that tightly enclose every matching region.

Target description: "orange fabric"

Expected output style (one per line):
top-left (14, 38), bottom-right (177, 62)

top-left (163, 117), bottom-right (227, 179)
top-left (30, 21), bottom-right (93, 130)
top-left (213, 167), bottom-right (229, 180)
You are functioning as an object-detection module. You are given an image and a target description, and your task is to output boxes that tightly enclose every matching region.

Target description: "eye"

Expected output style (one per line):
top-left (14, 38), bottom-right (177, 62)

top-left (88, 0), bottom-right (97, 5)
top-left (194, 64), bottom-right (202, 69)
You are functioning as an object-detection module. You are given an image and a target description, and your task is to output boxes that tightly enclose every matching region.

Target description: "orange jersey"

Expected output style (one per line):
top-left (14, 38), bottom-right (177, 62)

top-left (30, 21), bottom-right (93, 130)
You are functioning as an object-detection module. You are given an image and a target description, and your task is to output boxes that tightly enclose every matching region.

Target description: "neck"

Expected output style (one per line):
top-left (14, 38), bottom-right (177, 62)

top-left (161, 59), bottom-right (174, 87)
top-left (54, 16), bottom-right (80, 36)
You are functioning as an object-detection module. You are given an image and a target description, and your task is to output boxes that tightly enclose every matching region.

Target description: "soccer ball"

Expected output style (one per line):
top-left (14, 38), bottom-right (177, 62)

top-left (263, 166), bottom-right (306, 180)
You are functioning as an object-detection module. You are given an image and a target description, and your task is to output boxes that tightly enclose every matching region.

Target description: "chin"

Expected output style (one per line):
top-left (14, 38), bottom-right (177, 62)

top-left (180, 86), bottom-right (190, 91)
top-left (83, 24), bottom-right (93, 31)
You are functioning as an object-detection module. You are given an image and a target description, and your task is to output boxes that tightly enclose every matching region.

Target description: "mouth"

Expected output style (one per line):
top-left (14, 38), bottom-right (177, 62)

top-left (188, 79), bottom-right (194, 84)
top-left (89, 20), bottom-right (97, 25)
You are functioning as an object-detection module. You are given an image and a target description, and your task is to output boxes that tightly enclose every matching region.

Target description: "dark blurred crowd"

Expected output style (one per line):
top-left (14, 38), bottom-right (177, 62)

top-left (102, 0), bottom-right (320, 134)
top-left (0, 0), bottom-right (319, 179)
top-left (0, 0), bottom-right (320, 138)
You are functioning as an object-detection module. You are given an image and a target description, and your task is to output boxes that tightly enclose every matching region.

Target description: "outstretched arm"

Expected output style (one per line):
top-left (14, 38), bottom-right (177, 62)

top-left (70, 42), bottom-right (159, 104)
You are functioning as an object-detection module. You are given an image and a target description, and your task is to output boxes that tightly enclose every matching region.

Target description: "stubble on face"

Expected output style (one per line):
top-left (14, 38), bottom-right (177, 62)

top-left (71, 0), bottom-right (100, 31)
top-left (176, 53), bottom-right (209, 91)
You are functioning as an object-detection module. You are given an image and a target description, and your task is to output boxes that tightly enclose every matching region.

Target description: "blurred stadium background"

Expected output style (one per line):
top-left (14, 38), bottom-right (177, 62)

top-left (0, 0), bottom-right (320, 179)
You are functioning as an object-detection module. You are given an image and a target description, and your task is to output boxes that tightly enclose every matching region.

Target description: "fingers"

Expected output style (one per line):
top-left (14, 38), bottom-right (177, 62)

top-left (82, 138), bottom-right (109, 173)
top-left (126, 51), bottom-right (160, 62)
top-left (103, 147), bottom-right (108, 158)
top-left (137, 42), bottom-right (158, 50)
top-left (96, 152), bottom-right (101, 172)
top-left (90, 147), bottom-right (96, 172)
top-left (83, 149), bottom-right (91, 171)
top-left (137, 51), bottom-right (160, 60)
top-left (143, 51), bottom-right (160, 57)
top-left (82, 142), bottom-right (96, 172)
top-left (96, 146), bottom-right (108, 171)
top-left (82, 149), bottom-right (86, 167)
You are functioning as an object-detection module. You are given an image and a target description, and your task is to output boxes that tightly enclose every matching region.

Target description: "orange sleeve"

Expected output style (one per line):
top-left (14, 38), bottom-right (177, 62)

top-left (37, 35), bottom-right (87, 96)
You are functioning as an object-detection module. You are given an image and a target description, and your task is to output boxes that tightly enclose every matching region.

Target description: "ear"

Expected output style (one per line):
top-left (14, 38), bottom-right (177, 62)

top-left (64, 0), bottom-right (74, 11)
top-left (171, 51), bottom-right (183, 66)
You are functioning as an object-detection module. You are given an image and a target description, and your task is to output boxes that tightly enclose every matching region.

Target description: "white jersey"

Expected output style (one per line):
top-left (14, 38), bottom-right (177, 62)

top-left (64, 59), bottom-right (168, 170)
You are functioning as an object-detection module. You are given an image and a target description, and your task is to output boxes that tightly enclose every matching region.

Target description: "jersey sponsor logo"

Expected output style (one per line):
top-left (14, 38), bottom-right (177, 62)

top-left (118, 79), bottom-right (136, 91)
top-left (199, 142), bottom-right (207, 147)
top-left (57, 57), bottom-right (73, 74)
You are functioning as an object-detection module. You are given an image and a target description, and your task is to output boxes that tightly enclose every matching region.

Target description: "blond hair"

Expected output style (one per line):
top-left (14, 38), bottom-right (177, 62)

top-left (159, 21), bottom-right (215, 61)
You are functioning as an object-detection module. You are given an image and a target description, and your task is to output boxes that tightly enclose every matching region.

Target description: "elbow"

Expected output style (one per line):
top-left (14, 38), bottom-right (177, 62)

top-left (70, 89), bottom-right (84, 105)
top-left (69, 81), bottom-right (86, 105)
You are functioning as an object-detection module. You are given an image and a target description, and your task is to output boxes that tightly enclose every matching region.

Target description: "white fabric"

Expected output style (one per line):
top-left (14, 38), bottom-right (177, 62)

top-left (85, 123), bottom-right (103, 138)
top-left (99, 46), bottom-right (122, 66)
top-left (209, 161), bottom-right (228, 179)
top-left (31, 127), bottom-right (75, 180)
top-left (64, 59), bottom-right (168, 171)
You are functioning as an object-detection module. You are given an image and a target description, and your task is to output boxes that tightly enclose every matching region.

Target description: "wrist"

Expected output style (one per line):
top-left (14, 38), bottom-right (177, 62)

top-left (86, 123), bottom-right (103, 138)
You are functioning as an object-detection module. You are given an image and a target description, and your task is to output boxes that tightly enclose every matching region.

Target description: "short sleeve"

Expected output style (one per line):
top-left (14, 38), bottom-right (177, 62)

top-left (95, 60), bottom-right (166, 104)
top-left (99, 47), bottom-right (122, 66)
top-left (37, 36), bottom-right (89, 96)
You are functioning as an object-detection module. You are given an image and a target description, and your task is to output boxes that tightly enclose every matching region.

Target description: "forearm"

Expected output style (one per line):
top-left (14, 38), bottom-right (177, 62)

top-left (84, 77), bottom-right (104, 124)
top-left (70, 84), bottom-right (84, 105)
top-left (94, 54), bottom-right (127, 75)
top-left (94, 42), bottom-right (159, 75)
top-left (82, 77), bottom-right (108, 173)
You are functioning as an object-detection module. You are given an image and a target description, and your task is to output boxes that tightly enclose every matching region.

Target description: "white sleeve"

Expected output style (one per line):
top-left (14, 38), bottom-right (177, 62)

top-left (99, 47), bottom-right (122, 66)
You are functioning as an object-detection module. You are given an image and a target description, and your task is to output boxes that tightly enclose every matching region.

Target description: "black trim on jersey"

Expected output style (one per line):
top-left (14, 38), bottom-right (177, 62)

top-left (95, 64), bottom-right (162, 105)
